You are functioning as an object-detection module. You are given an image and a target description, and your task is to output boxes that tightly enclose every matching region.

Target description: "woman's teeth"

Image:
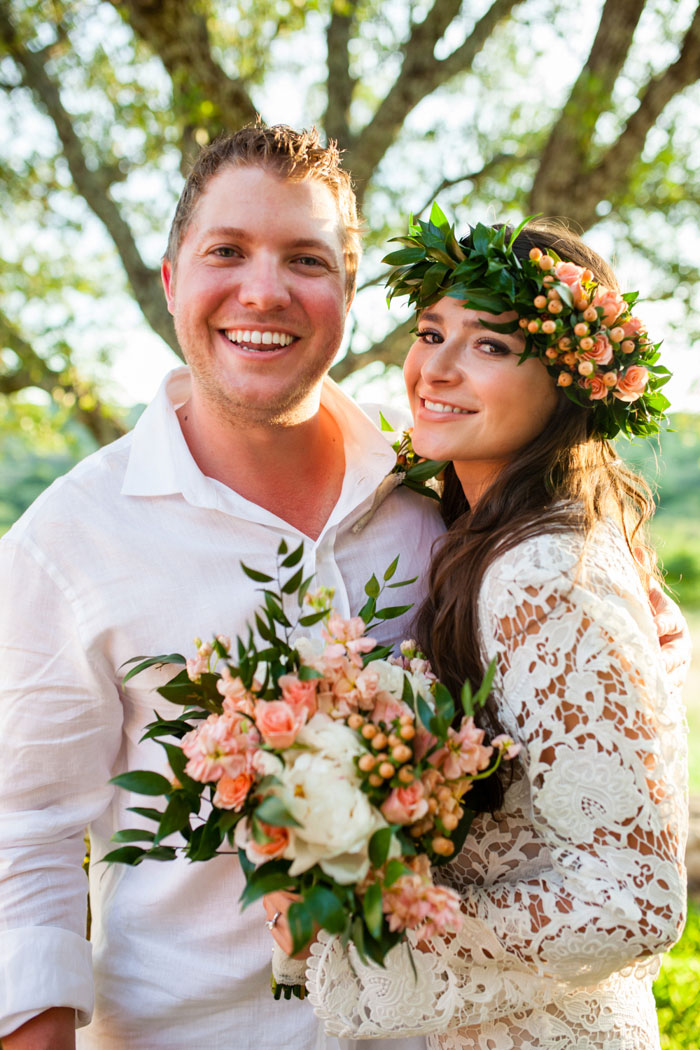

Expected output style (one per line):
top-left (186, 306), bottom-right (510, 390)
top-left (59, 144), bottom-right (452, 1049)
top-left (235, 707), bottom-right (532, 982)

top-left (224, 329), bottom-right (295, 350)
top-left (424, 399), bottom-right (472, 414)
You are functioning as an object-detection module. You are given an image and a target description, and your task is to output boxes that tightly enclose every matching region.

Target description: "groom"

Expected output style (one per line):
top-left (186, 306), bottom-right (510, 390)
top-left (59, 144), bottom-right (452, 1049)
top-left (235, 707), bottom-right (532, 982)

top-left (0, 125), bottom-right (443, 1049)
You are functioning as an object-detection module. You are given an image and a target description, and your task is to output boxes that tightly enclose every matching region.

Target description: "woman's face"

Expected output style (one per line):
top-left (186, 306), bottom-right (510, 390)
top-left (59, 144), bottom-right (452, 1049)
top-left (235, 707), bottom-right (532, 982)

top-left (403, 296), bottom-right (560, 502)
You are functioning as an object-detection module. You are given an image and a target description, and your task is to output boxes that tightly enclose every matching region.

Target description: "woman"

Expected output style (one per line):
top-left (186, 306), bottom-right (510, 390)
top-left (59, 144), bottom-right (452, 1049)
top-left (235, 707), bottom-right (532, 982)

top-left (300, 213), bottom-right (689, 1048)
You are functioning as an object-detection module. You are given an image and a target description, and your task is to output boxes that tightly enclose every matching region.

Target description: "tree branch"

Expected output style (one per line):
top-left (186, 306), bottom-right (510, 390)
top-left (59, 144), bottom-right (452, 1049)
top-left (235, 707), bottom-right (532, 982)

top-left (330, 318), bottom-right (414, 382)
top-left (0, 309), bottom-right (128, 445)
top-left (109, 0), bottom-right (258, 159)
top-left (0, 1), bottom-right (180, 356)
top-left (323, 0), bottom-right (358, 147)
top-left (347, 0), bottom-right (525, 201)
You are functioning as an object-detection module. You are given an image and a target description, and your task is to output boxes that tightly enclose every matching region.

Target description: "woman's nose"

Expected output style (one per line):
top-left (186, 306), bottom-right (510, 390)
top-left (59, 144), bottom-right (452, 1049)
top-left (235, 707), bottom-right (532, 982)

top-left (420, 341), bottom-right (462, 385)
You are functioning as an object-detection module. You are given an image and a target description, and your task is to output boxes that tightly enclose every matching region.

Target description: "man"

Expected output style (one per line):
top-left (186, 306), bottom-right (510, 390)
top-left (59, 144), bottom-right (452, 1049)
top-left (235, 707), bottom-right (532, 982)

top-left (0, 125), bottom-right (443, 1049)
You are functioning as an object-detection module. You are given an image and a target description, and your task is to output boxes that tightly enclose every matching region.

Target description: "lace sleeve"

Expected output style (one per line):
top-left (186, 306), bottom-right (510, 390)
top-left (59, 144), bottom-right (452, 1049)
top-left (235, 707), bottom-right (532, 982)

top-left (306, 529), bottom-right (688, 1038)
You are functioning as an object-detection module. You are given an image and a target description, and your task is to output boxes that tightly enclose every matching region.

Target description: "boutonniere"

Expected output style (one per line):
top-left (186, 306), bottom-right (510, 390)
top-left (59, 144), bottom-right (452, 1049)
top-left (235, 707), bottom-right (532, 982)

top-left (353, 417), bottom-right (447, 533)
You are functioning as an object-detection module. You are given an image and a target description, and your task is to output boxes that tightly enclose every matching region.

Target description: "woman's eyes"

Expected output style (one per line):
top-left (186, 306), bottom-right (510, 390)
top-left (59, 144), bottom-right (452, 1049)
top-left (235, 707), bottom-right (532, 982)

top-left (416, 328), bottom-right (442, 344)
top-left (416, 330), bottom-right (512, 356)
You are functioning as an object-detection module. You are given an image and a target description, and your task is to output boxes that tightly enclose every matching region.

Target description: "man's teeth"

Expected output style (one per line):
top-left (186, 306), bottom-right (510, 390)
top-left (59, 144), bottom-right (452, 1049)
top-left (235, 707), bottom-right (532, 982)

top-left (424, 399), bottom-right (472, 415)
top-left (224, 329), bottom-right (295, 349)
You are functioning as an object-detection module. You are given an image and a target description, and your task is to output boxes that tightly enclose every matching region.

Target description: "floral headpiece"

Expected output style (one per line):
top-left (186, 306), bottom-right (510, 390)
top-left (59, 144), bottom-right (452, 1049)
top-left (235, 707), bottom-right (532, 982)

top-left (384, 204), bottom-right (671, 439)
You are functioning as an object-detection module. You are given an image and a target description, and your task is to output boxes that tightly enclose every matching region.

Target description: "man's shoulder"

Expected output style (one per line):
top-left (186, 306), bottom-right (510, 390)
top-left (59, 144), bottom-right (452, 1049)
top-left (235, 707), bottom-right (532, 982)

top-left (3, 431), bottom-right (134, 547)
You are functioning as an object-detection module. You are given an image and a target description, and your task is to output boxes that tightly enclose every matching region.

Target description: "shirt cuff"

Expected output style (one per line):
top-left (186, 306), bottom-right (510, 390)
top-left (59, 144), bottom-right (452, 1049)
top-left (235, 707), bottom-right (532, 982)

top-left (0, 927), bottom-right (93, 1037)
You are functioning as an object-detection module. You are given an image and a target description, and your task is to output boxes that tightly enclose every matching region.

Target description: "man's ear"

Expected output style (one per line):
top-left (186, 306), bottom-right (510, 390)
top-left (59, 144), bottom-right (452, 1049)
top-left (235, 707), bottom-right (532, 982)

top-left (161, 258), bottom-right (175, 314)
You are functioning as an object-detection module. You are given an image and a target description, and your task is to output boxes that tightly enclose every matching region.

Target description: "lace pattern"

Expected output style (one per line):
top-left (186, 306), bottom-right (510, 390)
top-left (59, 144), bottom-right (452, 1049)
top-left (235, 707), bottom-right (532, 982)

top-left (306, 524), bottom-right (688, 1047)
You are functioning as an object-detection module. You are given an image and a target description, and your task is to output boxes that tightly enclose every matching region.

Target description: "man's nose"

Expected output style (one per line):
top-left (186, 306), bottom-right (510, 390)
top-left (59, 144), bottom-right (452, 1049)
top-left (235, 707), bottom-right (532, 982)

top-left (237, 257), bottom-right (292, 311)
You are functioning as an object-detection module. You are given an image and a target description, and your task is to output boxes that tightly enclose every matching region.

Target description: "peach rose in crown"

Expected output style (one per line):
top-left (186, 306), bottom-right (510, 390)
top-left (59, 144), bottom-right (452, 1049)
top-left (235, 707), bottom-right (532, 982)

top-left (213, 771), bottom-right (254, 811)
top-left (254, 699), bottom-right (307, 749)
top-left (554, 261), bottom-right (586, 286)
top-left (614, 365), bottom-right (649, 403)
top-left (278, 673), bottom-right (319, 721)
top-left (584, 374), bottom-right (609, 400)
top-left (381, 781), bottom-right (429, 825)
top-left (582, 332), bottom-right (613, 366)
top-left (592, 287), bottom-right (625, 326)
top-left (621, 315), bottom-right (646, 339)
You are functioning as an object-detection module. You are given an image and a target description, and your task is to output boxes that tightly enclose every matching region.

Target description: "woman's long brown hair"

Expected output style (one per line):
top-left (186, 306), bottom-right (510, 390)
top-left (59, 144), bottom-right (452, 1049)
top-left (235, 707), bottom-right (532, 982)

top-left (413, 220), bottom-right (658, 813)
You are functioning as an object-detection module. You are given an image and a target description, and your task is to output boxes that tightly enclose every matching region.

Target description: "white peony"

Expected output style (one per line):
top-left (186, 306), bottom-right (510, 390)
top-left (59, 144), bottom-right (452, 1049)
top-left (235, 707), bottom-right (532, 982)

top-left (293, 712), bottom-right (363, 772)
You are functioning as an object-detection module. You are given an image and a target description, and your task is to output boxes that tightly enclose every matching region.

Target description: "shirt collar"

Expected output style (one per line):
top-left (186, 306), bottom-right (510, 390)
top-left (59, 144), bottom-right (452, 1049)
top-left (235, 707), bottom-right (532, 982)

top-left (121, 367), bottom-right (398, 527)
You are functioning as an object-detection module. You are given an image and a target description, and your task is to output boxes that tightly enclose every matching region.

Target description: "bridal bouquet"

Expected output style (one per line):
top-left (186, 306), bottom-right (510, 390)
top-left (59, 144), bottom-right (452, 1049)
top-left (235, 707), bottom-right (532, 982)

top-left (106, 542), bottom-right (518, 994)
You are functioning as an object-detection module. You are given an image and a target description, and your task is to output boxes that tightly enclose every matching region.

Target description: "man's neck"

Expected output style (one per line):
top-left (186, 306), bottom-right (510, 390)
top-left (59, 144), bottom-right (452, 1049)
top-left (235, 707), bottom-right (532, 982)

top-left (177, 397), bottom-right (345, 541)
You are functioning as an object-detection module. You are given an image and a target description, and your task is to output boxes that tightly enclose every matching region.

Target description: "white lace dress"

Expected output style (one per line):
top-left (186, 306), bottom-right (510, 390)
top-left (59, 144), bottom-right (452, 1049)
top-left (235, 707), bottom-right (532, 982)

top-left (306, 524), bottom-right (688, 1048)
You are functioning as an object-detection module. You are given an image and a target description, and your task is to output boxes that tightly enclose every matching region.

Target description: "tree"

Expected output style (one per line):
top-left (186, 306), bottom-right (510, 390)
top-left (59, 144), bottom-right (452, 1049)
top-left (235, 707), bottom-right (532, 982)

top-left (1, 0), bottom-right (699, 443)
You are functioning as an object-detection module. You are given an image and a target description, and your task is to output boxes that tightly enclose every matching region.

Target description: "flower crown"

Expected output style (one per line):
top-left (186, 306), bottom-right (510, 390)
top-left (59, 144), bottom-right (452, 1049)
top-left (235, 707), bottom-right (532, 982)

top-left (384, 204), bottom-right (671, 439)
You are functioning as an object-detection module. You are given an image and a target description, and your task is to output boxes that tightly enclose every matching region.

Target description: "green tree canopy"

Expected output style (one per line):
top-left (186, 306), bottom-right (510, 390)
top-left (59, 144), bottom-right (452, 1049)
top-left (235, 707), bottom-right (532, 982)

top-left (1, 0), bottom-right (699, 444)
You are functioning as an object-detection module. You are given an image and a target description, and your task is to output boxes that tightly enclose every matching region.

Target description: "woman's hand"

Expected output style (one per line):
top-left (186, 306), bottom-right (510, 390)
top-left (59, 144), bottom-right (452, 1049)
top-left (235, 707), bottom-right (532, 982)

top-left (263, 891), bottom-right (314, 959)
top-left (648, 583), bottom-right (692, 693)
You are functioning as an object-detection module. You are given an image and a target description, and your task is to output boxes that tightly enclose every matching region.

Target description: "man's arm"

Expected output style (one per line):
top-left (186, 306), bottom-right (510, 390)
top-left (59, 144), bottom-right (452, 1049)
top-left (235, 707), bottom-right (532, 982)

top-left (2, 1008), bottom-right (75, 1050)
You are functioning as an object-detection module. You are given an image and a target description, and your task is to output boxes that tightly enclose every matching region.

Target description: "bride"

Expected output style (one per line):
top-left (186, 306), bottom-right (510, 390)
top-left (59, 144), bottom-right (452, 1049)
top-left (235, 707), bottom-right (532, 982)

top-left (296, 213), bottom-right (688, 1048)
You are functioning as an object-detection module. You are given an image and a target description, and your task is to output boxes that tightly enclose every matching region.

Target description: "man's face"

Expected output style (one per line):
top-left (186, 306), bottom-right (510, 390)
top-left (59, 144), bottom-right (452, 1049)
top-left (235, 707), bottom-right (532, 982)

top-left (162, 165), bottom-right (350, 427)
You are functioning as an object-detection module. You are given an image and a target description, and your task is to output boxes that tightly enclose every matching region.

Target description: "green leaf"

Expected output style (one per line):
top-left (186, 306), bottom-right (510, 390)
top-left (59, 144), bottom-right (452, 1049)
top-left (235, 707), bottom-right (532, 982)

top-left (416, 692), bottom-right (435, 734)
top-left (369, 826), bottom-right (393, 868)
top-left (461, 679), bottom-right (474, 717)
top-left (304, 886), bottom-right (347, 934)
top-left (363, 881), bottom-right (384, 940)
top-left (374, 604), bottom-right (412, 621)
top-left (121, 653), bottom-right (186, 683)
top-left (101, 845), bottom-right (146, 866)
top-left (299, 609), bottom-right (329, 627)
top-left (404, 458), bottom-right (447, 482)
top-left (281, 566), bottom-right (305, 594)
top-left (145, 845), bottom-right (178, 862)
top-left (434, 681), bottom-right (455, 724)
top-left (127, 806), bottom-right (165, 823)
top-left (277, 539), bottom-right (289, 556)
top-left (351, 915), bottom-right (368, 964)
top-left (384, 859), bottom-right (412, 887)
top-left (364, 574), bottom-right (380, 598)
top-left (155, 793), bottom-right (193, 843)
top-left (379, 411), bottom-right (395, 432)
top-left (187, 820), bottom-right (224, 862)
top-left (357, 596), bottom-right (376, 624)
top-left (241, 564), bottom-right (274, 583)
top-left (239, 860), bottom-right (293, 906)
top-left (472, 658), bottom-right (497, 709)
top-left (110, 770), bottom-right (172, 796)
top-left (288, 899), bottom-right (315, 955)
top-left (281, 542), bottom-right (304, 569)
top-left (111, 827), bottom-right (156, 843)
top-left (383, 555), bottom-right (400, 581)
top-left (254, 796), bottom-right (301, 828)
top-left (298, 665), bottom-right (324, 680)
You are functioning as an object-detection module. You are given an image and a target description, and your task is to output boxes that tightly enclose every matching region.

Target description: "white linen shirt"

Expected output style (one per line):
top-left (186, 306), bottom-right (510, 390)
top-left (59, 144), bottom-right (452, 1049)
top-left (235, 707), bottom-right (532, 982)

top-left (0, 368), bottom-right (442, 1050)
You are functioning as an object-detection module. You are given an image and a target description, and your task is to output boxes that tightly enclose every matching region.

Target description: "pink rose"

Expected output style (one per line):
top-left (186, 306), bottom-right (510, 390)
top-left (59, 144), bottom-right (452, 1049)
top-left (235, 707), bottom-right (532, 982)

top-left (278, 673), bottom-right (318, 720)
top-left (614, 365), bottom-right (649, 403)
top-left (254, 700), bottom-right (306, 749)
top-left (592, 286), bottom-right (625, 326)
top-left (554, 261), bottom-right (586, 287)
top-left (381, 782), bottom-right (429, 825)
top-left (213, 771), bottom-right (254, 811)
top-left (234, 817), bottom-right (290, 865)
top-left (584, 374), bottom-right (609, 400)
top-left (582, 332), bottom-right (613, 365)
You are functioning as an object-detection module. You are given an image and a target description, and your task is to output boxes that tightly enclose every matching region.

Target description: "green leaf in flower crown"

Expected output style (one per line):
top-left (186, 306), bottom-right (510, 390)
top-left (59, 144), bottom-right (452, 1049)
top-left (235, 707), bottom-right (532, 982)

top-left (110, 770), bottom-right (173, 796)
top-left (369, 826), bottom-right (393, 868)
top-left (362, 881), bottom-right (384, 940)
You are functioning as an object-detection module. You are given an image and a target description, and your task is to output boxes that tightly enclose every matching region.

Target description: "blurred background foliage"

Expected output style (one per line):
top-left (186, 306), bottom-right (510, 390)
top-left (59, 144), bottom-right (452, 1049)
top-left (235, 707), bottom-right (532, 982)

top-left (1, 0), bottom-right (699, 1045)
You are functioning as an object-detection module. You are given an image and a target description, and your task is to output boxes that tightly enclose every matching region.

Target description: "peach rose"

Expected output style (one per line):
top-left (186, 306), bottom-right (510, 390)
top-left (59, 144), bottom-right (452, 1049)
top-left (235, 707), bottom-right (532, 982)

top-left (278, 673), bottom-right (318, 721)
top-left (213, 771), bottom-right (254, 811)
top-left (381, 782), bottom-right (429, 825)
top-left (582, 332), bottom-right (613, 365)
top-left (621, 315), bottom-right (646, 339)
top-left (592, 286), bottom-right (625, 326)
top-left (554, 261), bottom-right (586, 287)
top-left (614, 365), bottom-right (649, 403)
top-left (234, 817), bottom-right (290, 865)
top-left (254, 700), bottom-right (306, 749)
top-left (584, 374), bottom-right (609, 400)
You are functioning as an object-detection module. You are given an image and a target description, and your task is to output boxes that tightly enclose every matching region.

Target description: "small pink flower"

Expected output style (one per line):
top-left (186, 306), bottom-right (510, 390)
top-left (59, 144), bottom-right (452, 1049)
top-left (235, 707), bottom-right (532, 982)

top-left (592, 286), bottom-right (625, 326)
top-left (491, 734), bottom-right (522, 760)
top-left (324, 615), bottom-right (367, 643)
top-left (217, 667), bottom-right (256, 716)
top-left (181, 714), bottom-right (256, 783)
top-left (381, 782), bottom-right (429, 825)
top-left (234, 817), bottom-right (290, 865)
top-left (583, 374), bottom-right (609, 400)
top-left (614, 365), bottom-right (649, 403)
top-left (382, 873), bottom-right (463, 940)
top-left (278, 673), bottom-right (318, 721)
top-left (254, 699), bottom-right (306, 749)
top-left (434, 717), bottom-right (492, 780)
top-left (370, 695), bottom-right (410, 725)
top-left (213, 771), bottom-right (254, 810)
top-left (582, 332), bottom-right (613, 366)
top-left (413, 725), bottom-right (439, 763)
